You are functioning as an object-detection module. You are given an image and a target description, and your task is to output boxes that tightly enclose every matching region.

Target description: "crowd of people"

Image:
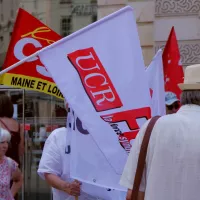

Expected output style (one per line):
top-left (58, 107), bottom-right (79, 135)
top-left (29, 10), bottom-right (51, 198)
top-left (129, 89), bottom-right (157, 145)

top-left (1, 63), bottom-right (200, 200)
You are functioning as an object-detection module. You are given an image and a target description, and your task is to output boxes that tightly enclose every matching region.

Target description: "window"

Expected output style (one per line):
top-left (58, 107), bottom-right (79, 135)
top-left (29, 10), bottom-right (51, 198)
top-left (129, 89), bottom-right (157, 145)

top-left (0, 36), bottom-right (3, 41)
top-left (11, 9), bottom-right (14, 18)
top-left (61, 17), bottom-right (71, 37)
top-left (92, 14), bottom-right (97, 23)
top-left (60, 0), bottom-right (71, 4)
top-left (90, 0), bottom-right (97, 3)
top-left (1, 14), bottom-right (3, 22)
top-left (34, 0), bottom-right (38, 9)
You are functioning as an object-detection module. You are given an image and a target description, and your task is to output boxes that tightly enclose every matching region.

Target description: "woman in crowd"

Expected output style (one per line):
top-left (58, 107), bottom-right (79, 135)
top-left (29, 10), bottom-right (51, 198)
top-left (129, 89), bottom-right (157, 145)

top-left (0, 127), bottom-right (23, 199)
top-left (0, 94), bottom-right (24, 166)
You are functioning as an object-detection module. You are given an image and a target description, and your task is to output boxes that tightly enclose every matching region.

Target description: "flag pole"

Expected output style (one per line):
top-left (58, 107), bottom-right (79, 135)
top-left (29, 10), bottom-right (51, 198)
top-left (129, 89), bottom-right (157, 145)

top-left (0, 6), bottom-right (132, 76)
top-left (0, 50), bottom-right (40, 76)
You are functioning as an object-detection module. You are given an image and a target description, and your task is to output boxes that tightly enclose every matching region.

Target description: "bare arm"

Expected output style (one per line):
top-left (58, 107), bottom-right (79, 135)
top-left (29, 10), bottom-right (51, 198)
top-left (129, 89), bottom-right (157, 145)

top-left (11, 167), bottom-right (23, 197)
top-left (126, 189), bottom-right (145, 200)
top-left (18, 124), bottom-right (25, 157)
top-left (44, 173), bottom-right (81, 196)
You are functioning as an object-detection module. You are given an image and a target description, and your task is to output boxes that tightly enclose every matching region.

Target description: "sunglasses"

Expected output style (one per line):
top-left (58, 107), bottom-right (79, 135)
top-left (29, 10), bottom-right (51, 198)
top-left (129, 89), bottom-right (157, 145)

top-left (167, 102), bottom-right (180, 110)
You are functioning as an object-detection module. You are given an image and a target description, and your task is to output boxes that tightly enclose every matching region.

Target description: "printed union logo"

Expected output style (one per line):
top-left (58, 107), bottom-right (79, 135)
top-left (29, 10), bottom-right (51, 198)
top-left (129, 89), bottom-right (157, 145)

top-left (68, 47), bottom-right (123, 112)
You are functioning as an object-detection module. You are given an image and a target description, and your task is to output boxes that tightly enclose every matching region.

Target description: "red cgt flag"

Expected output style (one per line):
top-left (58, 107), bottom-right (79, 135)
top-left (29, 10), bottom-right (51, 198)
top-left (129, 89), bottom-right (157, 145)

top-left (0, 8), bottom-right (63, 99)
top-left (163, 26), bottom-right (184, 99)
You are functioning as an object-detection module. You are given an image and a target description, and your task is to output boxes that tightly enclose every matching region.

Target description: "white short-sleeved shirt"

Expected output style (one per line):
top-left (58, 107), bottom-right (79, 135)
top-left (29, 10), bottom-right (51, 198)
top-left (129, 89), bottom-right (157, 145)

top-left (38, 127), bottom-right (126, 200)
top-left (120, 105), bottom-right (200, 200)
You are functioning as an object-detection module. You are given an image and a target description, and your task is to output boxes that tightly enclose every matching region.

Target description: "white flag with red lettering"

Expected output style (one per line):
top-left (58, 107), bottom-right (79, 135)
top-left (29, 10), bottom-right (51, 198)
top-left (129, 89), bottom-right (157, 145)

top-left (39, 6), bottom-right (151, 191)
top-left (146, 49), bottom-right (166, 116)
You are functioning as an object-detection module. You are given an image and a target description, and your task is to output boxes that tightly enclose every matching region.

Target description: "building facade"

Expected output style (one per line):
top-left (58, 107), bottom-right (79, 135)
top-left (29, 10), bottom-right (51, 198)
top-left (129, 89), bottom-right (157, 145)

top-left (154, 0), bottom-right (200, 68)
top-left (19, 0), bottom-right (97, 37)
top-left (1, 0), bottom-right (199, 67)
top-left (0, 0), bottom-right (20, 67)
top-left (98, 0), bottom-right (200, 67)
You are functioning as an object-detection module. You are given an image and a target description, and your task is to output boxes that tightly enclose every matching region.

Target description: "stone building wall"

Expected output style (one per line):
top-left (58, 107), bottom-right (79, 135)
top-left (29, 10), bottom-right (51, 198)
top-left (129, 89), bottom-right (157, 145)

top-left (155, 0), bottom-right (200, 67)
top-left (97, 0), bottom-right (200, 67)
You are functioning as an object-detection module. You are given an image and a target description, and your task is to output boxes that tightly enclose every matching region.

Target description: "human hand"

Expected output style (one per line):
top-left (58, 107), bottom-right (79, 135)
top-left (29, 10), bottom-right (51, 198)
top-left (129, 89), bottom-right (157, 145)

top-left (126, 189), bottom-right (132, 200)
top-left (63, 180), bottom-right (81, 196)
top-left (126, 189), bottom-right (145, 200)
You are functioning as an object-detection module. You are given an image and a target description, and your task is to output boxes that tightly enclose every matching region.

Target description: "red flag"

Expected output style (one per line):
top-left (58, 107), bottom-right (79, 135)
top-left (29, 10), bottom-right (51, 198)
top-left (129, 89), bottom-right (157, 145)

top-left (162, 26), bottom-right (184, 99)
top-left (0, 8), bottom-right (63, 99)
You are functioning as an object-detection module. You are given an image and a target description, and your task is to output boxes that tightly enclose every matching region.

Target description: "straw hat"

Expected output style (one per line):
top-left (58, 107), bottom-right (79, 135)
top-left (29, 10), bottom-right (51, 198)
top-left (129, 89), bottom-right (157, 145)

top-left (178, 64), bottom-right (200, 90)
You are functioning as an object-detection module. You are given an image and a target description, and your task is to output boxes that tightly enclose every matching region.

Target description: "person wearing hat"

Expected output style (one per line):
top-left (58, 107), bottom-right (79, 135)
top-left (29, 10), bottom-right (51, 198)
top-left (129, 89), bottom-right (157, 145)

top-left (165, 92), bottom-right (180, 114)
top-left (120, 64), bottom-right (200, 200)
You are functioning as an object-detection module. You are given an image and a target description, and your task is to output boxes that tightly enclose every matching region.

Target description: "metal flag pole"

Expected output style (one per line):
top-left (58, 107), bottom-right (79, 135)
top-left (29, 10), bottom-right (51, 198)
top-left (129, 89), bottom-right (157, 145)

top-left (0, 6), bottom-right (132, 76)
top-left (0, 50), bottom-right (40, 76)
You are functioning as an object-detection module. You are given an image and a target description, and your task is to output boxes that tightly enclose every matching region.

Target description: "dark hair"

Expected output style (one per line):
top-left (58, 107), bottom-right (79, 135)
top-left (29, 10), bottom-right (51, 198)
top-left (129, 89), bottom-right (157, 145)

top-left (0, 94), bottom-right (14, 118)
top-left (180, 90), bottom-right (200, 106)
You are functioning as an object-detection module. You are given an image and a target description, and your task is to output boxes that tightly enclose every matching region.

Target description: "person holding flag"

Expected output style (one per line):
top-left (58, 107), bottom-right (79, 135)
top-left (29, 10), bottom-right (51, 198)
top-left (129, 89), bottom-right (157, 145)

top-left (38, 102), bottom-right (126, 200)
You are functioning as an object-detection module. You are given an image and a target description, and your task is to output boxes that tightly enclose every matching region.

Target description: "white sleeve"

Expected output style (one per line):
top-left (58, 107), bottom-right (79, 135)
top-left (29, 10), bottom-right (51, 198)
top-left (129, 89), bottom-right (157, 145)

top-left (37, 133), bottom-right (62, 180)
top-left (120, 120), bottom-right (150, 192)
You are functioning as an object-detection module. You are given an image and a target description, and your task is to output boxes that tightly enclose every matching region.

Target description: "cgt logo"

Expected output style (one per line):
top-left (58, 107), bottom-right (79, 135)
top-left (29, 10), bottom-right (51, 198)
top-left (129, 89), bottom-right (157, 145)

top-left (13, 27), bottom-right (55, 78)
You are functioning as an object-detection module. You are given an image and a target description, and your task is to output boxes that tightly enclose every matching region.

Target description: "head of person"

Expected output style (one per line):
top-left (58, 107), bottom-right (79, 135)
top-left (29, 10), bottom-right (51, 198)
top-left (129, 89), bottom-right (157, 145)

top-left (0, 94), bottom-right (14, 118)
top-left (165, 92), bottom-right (180, 114)
top-left (0, 128), bottom-right (11, 158)
top-left (179, 64), bottom-right (200, 106)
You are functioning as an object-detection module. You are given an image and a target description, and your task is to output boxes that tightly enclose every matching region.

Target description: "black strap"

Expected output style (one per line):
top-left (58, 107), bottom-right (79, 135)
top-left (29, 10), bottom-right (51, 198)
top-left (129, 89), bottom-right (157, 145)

top-left (131, 116), bottom-right (160, 200)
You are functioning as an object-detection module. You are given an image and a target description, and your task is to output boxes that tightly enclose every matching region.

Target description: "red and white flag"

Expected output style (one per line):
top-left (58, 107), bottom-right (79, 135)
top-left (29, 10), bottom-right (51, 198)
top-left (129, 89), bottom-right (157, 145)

top-left (146, 49), bottom-right (166, 116)
top-left (38, 6), bottom-right (151, 191)
top-left (162, 26), bottom-right (184, 99)
top-left (0, 8), bottom-right (63, 99)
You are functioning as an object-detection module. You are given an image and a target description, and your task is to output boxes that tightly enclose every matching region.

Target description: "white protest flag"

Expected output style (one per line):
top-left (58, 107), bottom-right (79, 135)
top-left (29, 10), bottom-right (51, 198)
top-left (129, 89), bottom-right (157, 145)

top-left (39, 6), bottom-right (151, 190)
top-left (146, 49), bottom-right (166, 116)
top-left (66, 107), bottom-right (127, 200)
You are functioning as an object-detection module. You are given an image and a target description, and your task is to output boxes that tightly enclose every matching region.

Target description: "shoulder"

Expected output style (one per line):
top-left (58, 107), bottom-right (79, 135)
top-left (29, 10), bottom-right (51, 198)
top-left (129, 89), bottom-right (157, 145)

top-left (45, 127), bottom-right (67, 146)
top-left (0, 118), bottom-right (19, 132)
top-left (138, 115), bottom-right (176, 133)
top-left (155, 113), bottom-right (182, 128)
top-left (6, 157), bottom-right (18, 171)
top-left (47, 127), bottom-right (67, 140)
top-left (139, 115), bottom-right (179, 138)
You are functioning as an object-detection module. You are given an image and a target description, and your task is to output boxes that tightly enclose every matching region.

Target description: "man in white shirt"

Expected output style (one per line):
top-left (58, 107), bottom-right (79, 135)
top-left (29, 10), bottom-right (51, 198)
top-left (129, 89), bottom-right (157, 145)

top-left (38, 126), bottom-right (127, 200)
top-left (38, 103), bottom-right (126, 200)
top-left (120, 64), bottom-right (200, 200)
top-left (38, 127), bottom-right (81, 199)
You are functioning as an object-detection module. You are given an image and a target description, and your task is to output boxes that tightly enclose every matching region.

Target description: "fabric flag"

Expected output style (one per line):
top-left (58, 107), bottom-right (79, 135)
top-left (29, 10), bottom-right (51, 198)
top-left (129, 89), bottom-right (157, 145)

top-left (146, 49), bottom-right (166, 116)
top-left (67, 107), bottom-right (127, 199)
top-left (0, 8), bottom-right (63, 99)
top-left (39, 6), bottom-right (151, 190)
top-left (162, 26), bottom-right (184, 99)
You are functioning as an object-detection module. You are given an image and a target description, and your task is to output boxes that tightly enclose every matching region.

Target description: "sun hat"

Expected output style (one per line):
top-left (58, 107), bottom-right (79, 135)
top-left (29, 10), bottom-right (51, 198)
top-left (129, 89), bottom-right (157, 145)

top-left (178, 64), bottom-right (200, 90)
